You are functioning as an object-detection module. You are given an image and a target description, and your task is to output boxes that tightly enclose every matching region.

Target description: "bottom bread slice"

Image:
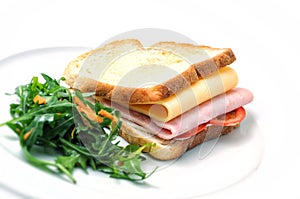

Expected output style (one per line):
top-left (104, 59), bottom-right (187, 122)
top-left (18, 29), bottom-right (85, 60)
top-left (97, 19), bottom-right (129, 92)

top-left (119, 119), bottom-right (239, 160)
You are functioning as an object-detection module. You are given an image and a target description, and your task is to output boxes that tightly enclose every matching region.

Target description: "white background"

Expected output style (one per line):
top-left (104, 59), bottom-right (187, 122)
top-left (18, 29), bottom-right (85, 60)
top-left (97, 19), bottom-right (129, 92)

top-left (0, 0), bottom-right (299, 198)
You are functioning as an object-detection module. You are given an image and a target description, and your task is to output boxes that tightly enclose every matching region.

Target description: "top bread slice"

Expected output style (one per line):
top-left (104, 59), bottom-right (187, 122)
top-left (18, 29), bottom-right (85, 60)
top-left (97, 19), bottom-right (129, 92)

top-left (64, 39), bottom-right (236, 104)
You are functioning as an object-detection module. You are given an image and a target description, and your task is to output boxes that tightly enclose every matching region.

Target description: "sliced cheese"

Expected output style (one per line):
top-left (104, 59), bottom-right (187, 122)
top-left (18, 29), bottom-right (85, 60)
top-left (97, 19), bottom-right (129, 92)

top-left (127, 66), bottom-right (238, 122)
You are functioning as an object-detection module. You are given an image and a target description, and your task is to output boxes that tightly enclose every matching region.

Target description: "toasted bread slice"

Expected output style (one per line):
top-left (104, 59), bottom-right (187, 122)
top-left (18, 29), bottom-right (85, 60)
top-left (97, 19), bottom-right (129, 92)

top-left (64, 39), bottom-right (236, 104)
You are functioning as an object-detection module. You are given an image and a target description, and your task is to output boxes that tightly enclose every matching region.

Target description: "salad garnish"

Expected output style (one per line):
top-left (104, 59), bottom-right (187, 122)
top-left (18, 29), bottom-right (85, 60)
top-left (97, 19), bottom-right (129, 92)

top-left (0, 73), bottom-right (155, 183)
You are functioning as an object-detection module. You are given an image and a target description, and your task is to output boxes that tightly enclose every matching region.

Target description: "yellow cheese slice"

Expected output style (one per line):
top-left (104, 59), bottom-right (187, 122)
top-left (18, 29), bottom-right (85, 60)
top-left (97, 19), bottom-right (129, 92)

top-left (127, 66), bottom-right (238, 122)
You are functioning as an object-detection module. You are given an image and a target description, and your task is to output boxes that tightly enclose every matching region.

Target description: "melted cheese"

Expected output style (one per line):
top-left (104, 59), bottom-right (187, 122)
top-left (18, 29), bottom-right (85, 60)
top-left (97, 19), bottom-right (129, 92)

top-left (127, 67), bottom-right (238, 122)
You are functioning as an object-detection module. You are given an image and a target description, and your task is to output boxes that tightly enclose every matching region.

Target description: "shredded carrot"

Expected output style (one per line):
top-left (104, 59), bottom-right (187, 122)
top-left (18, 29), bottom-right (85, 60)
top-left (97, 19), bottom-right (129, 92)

top-left (74, 96), bottom-right (104, 124)
top-left (98, 109), bottom-right (118, 128)
top-left (33, 95), bottom-right (47, 105)
top-left (73, 96), bottom-right (117, 126)
top-left (24, 129), bottom-right (33, 140)
top-left (98, 109), bottom-right (115, 120)
top-left (97, 116), bottom-right (103, 123)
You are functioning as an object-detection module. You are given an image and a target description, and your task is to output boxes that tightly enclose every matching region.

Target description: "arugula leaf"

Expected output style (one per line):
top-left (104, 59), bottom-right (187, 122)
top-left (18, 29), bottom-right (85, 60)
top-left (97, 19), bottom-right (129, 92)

top-left (0, 73), bottom-right (155, 183)
top-left (72, 90), bottom-right (153, 180)
top-left (56, 151), bottom-right (88, 173)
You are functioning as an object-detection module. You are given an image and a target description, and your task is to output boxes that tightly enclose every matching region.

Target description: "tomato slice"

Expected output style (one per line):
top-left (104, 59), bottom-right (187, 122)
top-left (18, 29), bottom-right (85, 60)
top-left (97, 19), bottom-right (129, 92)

top-left (174, 123), bottom-right (207, 139)
top-left (209, 107), bottom-right (246, 126)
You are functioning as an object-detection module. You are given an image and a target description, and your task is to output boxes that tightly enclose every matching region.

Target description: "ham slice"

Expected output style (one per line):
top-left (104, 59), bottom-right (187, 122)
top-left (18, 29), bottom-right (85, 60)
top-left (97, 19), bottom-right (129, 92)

top-left (101, 88), bottom-right (253, 140)
top-left (153, 88), bottom-right (253, 135)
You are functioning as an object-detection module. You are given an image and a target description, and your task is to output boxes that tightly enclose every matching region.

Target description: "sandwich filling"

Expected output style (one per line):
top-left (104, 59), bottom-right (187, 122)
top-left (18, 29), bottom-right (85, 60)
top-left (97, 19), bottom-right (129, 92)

top-left (124, 66), bottom-right (238, 122)
top-left (99, 87), bottom-right (253, 140)
top-left (97, 64), bottom-right (253, 140)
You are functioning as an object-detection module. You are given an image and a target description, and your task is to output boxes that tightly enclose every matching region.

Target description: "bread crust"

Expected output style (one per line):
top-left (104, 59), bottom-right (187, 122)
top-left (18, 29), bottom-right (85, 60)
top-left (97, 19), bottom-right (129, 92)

top-left (119, 119), bottom-right (239, 160)
top-left (64, 39), bottom-right (236, 104)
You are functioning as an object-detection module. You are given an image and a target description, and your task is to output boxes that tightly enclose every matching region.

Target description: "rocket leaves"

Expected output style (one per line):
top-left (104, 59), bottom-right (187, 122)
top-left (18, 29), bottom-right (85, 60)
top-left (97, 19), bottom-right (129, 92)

top-left (0, 74), bottom-right (154, 183)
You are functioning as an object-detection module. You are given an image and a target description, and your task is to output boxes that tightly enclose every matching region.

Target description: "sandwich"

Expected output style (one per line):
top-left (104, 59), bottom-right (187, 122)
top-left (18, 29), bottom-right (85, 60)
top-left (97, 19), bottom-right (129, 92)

top-left (63, 39), bottom-right (253, 160)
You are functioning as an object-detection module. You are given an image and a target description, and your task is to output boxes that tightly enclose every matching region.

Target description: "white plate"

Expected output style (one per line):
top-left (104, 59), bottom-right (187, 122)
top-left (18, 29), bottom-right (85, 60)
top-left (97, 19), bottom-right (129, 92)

top-left (0, 47), bottom-right (263, 199)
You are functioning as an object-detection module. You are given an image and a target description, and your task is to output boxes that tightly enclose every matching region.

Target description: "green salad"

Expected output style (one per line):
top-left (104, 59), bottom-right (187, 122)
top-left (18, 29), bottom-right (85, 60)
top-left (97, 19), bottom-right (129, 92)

top-left (0, 73), bottom-right (155, 183)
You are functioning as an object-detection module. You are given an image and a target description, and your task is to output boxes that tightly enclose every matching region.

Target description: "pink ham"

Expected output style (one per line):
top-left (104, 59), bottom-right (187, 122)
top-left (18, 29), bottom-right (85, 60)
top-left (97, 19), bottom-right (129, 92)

top-left (102, 87), bottom-right (253, 140)
top-left (153, 88), bottom-right (253, 136)
top-left (101, 100), bottom-right (174, 138)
